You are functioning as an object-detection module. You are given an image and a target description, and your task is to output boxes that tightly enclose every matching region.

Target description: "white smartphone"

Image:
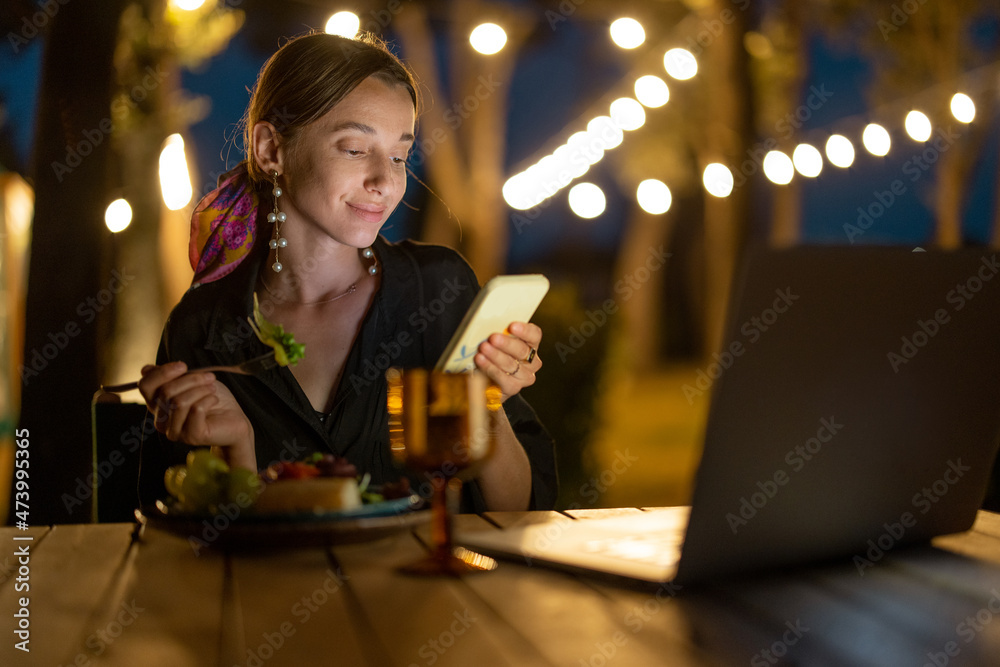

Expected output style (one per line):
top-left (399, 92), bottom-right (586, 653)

top-left (435, 274), bottom-right (550, 373)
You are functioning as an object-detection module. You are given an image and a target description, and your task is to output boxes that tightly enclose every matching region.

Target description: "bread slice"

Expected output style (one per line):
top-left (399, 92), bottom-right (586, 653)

top-left (253, 477), bottom-right (361, 514)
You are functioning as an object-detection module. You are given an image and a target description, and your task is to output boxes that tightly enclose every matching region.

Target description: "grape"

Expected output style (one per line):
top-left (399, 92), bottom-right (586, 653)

top-left (181, 468), bottom-right (224, 512)
top-left (179, 449), bottom-right (229, 512)
top-left (227, 467), bottom-right (263, 506)
top-left (186, 449), bottom-right (229, 477)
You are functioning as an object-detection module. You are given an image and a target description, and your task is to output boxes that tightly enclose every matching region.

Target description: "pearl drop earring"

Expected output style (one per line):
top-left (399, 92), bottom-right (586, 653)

top-left (362, 247), bottom-right (378, 275)
top-left (267, 170), bottom-right (288, 272)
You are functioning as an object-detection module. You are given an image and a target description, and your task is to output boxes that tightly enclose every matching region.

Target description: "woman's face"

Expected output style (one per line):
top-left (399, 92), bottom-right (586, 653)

top-left (278, 75), bottom-right (415, 249)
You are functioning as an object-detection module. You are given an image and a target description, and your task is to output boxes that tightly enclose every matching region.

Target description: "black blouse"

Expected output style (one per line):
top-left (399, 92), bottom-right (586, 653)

top-left (139, 233), bottom-right (558, 512)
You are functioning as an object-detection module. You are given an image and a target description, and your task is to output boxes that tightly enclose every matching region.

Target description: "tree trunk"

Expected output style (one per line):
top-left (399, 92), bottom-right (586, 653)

top-left (395, 0), bottom-right (524, 280)
top-left (698, 0), bottom-right (754, 356)
top-left (613, 211), bottom-right (671, 370)
top-left (18, 0), bottom-right (131, 524)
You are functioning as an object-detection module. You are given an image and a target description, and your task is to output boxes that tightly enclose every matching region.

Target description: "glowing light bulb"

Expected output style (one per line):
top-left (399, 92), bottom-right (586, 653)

top-left (325, 11), bottom-right (360, 37)
top-left (825, 135), bottom-right (855, 168)
top-left (904, 110), bottom-right (932, 142)
top-left (763, 150), bottom-right (794, 185)
top-left (950, 93), bottom-right (975, 123)
top-left (609, 97), bottom-right (645, 131)
top-left (792, 144), bottom-right (823, 178)
top-left (703, 163), bottom-right (734, 198)
top-left (470, 23), bottom-right (507, 55)
top-left (568, 183), bottom-right (606, 219)
top-left (159, 134), bottom-right (193, 211)
top-left (663, 48), bottom-right (697, 80)
top-left (636, 179), bottom-right (672, 214)
top-left (862, 123), bottom-right (891, 157)
top-left (610, 18), bottom-right (645, 49)
top-left (634, 75), bottom-right (669, 108)
top-left (105, 198), bottom-right (132, 233)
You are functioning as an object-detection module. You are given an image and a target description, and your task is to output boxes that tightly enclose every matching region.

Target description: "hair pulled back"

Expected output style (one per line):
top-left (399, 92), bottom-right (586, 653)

top-left (242, 31), bottom-right (418, 186)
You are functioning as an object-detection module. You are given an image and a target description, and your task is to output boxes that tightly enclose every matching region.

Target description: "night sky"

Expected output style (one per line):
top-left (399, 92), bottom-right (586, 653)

top-left (1, 3), bottom-right (998, 270)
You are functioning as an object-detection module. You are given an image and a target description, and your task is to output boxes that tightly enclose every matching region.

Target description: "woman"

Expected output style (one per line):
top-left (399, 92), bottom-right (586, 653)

top-left (138, 31), bottom-right (557, 512)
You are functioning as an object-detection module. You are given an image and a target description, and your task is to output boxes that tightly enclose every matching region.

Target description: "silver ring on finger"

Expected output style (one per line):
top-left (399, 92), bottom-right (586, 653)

top-left (524, 347), bottom-right (537, 364)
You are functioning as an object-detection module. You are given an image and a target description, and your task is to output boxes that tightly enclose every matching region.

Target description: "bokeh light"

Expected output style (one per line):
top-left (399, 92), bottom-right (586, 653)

top-left (324, 11), bottom-right (360, 37)
top-left (170, 0), bottom-right (206, 10)
top-left (951, 93), bottom-right (976, 123)
top-left (470, 23), bottom-right (507, 55)
top-left (792, 144), bottom-right (823, 178)
top-left (609, 97), bottom-right (645, 131)
top-left (862, 123), bottom-right (892, 157)
top-left (825, 134), bottom-right (855, 168)
top-left (568, 183), bottom-right (606, 219)
top-left (587, 116), bottom-right (623, 150)
top-left (159, 134), bottom-right (193, 211)
top-left (636, 179), bottom-right (672, 214)
top-left (904, 110), bottom-right (932, 142)
top-left (703, 163), bottom-right (734, 198)
top-left (634, 75), bottom-right (670, 108)
top-left (610, 18), bottom-right (645, 49)
top-left (663, 48), bottom-right (697, 80)
top-left (104, 198), bottom-right (132, 233)
top-left (763, 150), bottom-right (794, 185)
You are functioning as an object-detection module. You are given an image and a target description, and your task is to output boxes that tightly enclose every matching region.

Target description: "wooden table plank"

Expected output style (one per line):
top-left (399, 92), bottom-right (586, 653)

top-left (969, 509), bottom-right (1000, 540)
top-left (0, 525), bottom-right (50, 589)
top-left (89, 524), bottom-right (229, 666)
top-left (482, 510), bottom-right (572, 529)
top-left (448, 515), bottom-right (723, 666)
top-left (563, 507), bottom-right (647, 520)
top-left (0, 523), bottom-right (134, 667)
top-left (229, 546), bottom-right (370, 667)
top-left (329, 528), bottom-right (545, 667)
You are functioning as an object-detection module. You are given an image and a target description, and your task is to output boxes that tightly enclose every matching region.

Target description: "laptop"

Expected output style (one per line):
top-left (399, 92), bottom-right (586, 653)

top-left (458, 245), bottom-right (1000, 586)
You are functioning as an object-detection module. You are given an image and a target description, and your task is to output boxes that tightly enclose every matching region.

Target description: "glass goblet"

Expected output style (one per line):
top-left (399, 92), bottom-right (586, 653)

top-left (386, 367), bottom-right (501, 575)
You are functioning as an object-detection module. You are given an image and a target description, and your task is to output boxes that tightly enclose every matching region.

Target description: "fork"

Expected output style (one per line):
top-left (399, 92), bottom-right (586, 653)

top-left (99, 352), bottom-right (279, 393)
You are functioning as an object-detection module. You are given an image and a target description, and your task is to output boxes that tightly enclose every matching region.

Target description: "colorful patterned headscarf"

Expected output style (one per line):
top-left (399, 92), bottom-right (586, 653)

top-left (189, 162), bottom-right (260, 284)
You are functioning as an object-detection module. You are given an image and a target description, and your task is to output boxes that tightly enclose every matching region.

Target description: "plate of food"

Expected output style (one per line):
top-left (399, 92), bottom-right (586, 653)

top-left (136, 450), bottom-right (428, 551)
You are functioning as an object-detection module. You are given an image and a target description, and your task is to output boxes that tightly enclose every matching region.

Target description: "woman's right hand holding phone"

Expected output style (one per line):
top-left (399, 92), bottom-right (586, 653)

top-left (138, 362), bottom-right (257, 470)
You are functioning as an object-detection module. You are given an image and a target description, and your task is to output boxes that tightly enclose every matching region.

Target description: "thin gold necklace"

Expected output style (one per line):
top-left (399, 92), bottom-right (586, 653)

top-left (258, 273), bottom-right (362, 306)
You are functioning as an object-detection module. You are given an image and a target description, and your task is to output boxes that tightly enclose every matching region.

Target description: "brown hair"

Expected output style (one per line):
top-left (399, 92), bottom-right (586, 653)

top-left (242, 31), bottom-right (418, 186)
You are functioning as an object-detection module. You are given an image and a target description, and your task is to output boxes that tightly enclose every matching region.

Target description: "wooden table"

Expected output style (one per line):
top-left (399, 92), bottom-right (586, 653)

top-left (4, 508), bottom-right (1000, 666)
